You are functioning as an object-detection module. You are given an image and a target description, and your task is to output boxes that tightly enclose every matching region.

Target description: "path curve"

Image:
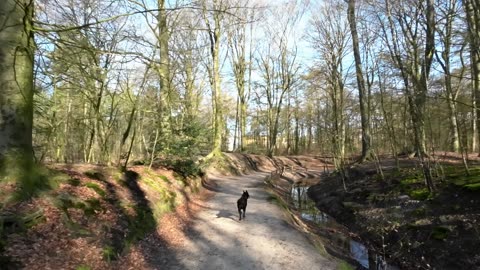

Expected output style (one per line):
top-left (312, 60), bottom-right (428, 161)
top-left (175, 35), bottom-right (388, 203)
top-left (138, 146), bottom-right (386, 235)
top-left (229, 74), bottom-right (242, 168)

top-left (164, 172), bottom-right (337, 269)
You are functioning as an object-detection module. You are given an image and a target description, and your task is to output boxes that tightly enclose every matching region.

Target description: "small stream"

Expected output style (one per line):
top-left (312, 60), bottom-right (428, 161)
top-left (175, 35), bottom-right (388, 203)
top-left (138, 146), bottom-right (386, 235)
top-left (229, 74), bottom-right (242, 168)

top-left (290, 183), bottom-right (398, 270)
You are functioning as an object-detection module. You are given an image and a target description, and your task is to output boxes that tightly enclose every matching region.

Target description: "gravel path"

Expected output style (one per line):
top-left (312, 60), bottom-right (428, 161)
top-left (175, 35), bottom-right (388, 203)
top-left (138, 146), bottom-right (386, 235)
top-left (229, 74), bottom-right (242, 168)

top-left (161, 172), bottom-right (337, 270)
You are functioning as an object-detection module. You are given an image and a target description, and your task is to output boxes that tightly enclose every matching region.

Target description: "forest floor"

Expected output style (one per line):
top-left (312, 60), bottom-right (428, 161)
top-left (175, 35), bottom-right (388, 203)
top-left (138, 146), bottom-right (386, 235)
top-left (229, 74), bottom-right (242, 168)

top-left (0, 163), bottom-right (211, 269)
top-left (3, 152), bottom-right (478, 269)
top-left (305, 152), bottom-right (480, 269)
top-left (0, 156), bottom-right (338, 270)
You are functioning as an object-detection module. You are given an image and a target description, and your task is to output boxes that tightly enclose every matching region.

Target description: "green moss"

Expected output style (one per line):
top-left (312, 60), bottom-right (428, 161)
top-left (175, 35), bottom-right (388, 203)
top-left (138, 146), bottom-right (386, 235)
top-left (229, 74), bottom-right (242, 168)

top-left (68, 178), bottom-right (81, 186)
top-left (342, 201), bottom-right (364, 210)
top-left (400, 175), bottom-right (423, 186)
top-left (190, 180), bottom-right (200, 193)
top-left (141, 176), bottom-right (164, 194)
top-left (463, 183), bottom-right (480, 191)
top-left (267, 195), bottom-right (278, 203)
top-left (84, 170), bottom-right (105, 181)
top-left (152, 189), bottom-right (177, 219)
top-left (126, 207), bottom-right (156, 243)
top-left (71, 226), bottom-right (92, 237)
top-left (266, 192), bottom-right (288, 210)
top-left (409, 188), bottom-right (430, 200)
top-left (111, 170), bottom-right (124, 184)
top-left (83, 198), bottom-right (102, 217)
top-left (446, 166), bottom-right (480, 186)
top-left (76, 266), bottom-right (91, 270)
top-left (201, 154), bottom-right (239, 175)
top-left (84, 182), bottom-right (106, 197)
top-left (337, 261), bottom-right (355, 270)
top-left (0, 158), bottom-right (67, 200)
top-left (432, 226), bottom-right (450, 240)
top-left (159, 174), bottom-right (170, 183)
top-left (441, 165), bottom-right (460, 175)
top-left (54, 193), bottom-right (102, 218)
top-left (412, 207), bottom-right (426, 217)
top-left (153, 201), bottom-right (174, 219)
top-left (54, 193), bottom-right (77, 210)
top-left (452, 176), bottom-right (480, 186)
top-left (48, 171), bottom-right (71, 188)
top-left (102, 245), bottom-right (117, 262)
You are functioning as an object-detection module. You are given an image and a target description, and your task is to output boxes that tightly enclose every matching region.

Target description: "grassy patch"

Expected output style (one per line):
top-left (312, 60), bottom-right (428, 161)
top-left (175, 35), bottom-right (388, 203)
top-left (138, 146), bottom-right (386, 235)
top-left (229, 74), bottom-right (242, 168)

top-left (76, 266), bottom-right (91, 270)
top-left (159, 191), bottom-right (176, 215)
top-left (201, 154), bottom-right (239, 175)
top-left (159, 174), bottom-right (170, 183)
top-left (84, 182), bottom-right (106, 197)
top-left (110, 169), bottom-right (124, 184)
top-left (144, 169), bottom-right (171, 184)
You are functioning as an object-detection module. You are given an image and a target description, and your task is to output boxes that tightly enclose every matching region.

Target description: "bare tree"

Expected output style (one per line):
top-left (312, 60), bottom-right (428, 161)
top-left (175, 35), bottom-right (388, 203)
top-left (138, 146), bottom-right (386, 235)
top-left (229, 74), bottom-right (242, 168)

top-left (463, 0), bottom-right (480, 156)
top-left (381, 0), bottom-right (436, 191)
top-left (226, 1), bottom-right (256, 152)
top-left (201, 0), bottom-right (227, 157)
top-left (347, 0), bottom-right (373, 162)
top-left (435, 0), bottom-right (462, 152)
top-left (308, 0), bottom-right (350, 170)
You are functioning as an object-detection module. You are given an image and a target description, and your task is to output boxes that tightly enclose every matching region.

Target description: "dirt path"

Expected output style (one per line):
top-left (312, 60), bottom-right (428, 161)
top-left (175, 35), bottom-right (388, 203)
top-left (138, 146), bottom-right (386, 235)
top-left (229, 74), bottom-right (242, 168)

top-left (159, 172), bottom-right (337, 270)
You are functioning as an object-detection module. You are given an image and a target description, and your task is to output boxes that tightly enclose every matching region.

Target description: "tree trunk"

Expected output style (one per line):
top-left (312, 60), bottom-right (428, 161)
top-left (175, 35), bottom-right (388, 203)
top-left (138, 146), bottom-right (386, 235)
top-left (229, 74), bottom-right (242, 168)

top-left (347, 0), bottom-right (372, 162)
top-left (0, 0), bottom-right (35, 174)
top-left (464, 0), bottom-right (480, 155)
top-left (155, 0), bottom-right (171, 155)
top-left (384, 0), bottom-right (435, 191)
top-left (118, 107), bottom-right (136, 167)
top-left (203, 1), bottom-right (224, 158)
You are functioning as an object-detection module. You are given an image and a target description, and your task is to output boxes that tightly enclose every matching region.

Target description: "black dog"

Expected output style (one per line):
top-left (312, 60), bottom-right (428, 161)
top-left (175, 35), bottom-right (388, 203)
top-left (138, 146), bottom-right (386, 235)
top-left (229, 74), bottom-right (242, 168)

top-left (237, 190), bottom-right (250, 221)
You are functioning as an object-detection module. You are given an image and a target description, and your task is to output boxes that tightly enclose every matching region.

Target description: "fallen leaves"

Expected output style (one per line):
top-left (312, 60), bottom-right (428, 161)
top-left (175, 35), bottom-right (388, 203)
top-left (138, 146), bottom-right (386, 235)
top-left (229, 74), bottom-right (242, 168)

top-left (1, 164), bottom-right (212, 270)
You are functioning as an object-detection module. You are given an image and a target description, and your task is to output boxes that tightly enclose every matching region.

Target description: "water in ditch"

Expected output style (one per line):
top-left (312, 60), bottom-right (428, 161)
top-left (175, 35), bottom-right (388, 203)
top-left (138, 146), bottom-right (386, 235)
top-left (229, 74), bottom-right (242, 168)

top-left (290, 183), bottom-right (398, 270)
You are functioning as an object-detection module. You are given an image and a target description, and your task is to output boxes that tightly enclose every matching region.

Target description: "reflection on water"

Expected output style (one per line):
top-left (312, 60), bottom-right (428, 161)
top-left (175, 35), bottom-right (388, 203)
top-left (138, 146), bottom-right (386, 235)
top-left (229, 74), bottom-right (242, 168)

top-left (291, 186), bottom-right (331, 224)
top-left (290, 183), bottom-right (397, 270)
top-left (350, 240), bottom-right (369, 269)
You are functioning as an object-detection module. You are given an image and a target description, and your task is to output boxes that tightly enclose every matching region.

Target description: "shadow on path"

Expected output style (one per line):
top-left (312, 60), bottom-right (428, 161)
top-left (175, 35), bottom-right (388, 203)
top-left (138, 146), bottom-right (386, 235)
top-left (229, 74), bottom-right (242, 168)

top-left (160, 172), bottom-right (337, 269)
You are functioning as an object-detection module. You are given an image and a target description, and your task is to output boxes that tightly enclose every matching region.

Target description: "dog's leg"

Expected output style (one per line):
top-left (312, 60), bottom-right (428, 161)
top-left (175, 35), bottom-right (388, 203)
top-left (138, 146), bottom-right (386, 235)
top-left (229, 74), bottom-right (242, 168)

top-left (238, 208), bottom-right (242, 220)
top-left (243, 207), bottom-right (246, 219)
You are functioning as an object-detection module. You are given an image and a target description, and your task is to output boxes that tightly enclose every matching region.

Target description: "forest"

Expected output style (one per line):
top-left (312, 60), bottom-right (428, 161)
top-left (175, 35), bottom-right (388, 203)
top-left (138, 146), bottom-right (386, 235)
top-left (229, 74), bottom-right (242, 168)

top-left (1, 0), bottom-right (480, 269)
top-left (0, 0), bottom-right (478, 175)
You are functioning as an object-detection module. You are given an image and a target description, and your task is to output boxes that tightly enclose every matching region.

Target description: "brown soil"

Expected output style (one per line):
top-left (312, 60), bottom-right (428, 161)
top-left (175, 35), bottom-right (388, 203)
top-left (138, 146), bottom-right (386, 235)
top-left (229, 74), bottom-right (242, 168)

top-left (305, 153), bottom-right (480, 270)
